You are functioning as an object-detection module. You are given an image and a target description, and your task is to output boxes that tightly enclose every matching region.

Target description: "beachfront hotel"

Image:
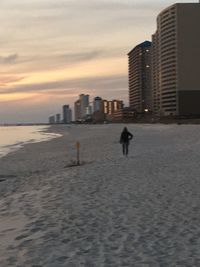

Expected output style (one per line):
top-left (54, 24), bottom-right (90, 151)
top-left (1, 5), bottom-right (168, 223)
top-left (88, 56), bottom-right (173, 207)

top-left (74, 94), bottom-right (92, 122)
top-left (152, 3), bottom-right (200, 117)
top-left (62, 105), bottom-right (72, 123)
top-left (128, 41), bottom-right (152, 113)
top-left (79, 94), bottom-right (90, 120)
top-left (74, 99), bottom-right (81, 121)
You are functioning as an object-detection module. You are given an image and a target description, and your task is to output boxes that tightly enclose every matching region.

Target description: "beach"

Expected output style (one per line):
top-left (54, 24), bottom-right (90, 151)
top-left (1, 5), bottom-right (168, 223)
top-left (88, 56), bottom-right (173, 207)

top-left (0, 124), bottom-right (200, 266)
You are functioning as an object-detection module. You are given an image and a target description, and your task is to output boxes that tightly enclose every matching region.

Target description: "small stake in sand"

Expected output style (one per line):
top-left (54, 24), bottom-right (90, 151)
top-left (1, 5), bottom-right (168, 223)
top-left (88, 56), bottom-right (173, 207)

top-left (76, 141), bottom-right (80, 165)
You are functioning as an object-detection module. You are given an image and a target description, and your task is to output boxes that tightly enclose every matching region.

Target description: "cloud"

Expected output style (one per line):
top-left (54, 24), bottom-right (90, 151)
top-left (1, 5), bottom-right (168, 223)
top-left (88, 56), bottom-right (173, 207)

top-left (0, 0), bottom-right (148, 11)
top-left (0, 74), bottom-right (25, 86)
top-left (0, 48), bottom-right (128, 76)
top-left (0, 54), bottom-right (18, 64)
top-left (0, 51), bottom-right (100, 68)
top-left (61, 51), bottom-right (102, 62)
top-left (0, 0), bottom-right (159, 60)
top-left (0, 74), bottom-right (127, 95)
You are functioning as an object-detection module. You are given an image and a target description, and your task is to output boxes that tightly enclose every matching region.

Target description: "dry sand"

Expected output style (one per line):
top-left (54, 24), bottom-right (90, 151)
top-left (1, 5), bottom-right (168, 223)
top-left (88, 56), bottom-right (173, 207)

top-left (0, 124), bottom-right (200, 266)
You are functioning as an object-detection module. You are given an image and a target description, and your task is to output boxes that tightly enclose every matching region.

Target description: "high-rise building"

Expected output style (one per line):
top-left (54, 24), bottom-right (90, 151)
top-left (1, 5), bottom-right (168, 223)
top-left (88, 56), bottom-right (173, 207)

top-left (152, 32), bottom-right (160, 115)
top-left (92, 96), bottom-right (105, 122)
top-left (49, 116), bottom-right (55, 124)
top-left (103, 99), bottom-right (123, 116)
top-left (56, 114), bottom-right (61, 124)
top-left (74, 94), bottom-right (90, 121)
top-left (152, 3), bottom-right (200, 116)
top-left (93, 96), bottom-right (103, 113)
top-left (128, 41), bottom-right (152, 113)
top-left (103, 100), bottom-right (109, 114)
top-left (114, 99), bottom-right (123, 111)
top-left (86, 105), bottom-right (92, 117)
top-left (74, 99), bottom-right (81, 121)
top-left (79, 94), bottom-right (89, 119)
top-left (63, 105), bottom-right (72, 123)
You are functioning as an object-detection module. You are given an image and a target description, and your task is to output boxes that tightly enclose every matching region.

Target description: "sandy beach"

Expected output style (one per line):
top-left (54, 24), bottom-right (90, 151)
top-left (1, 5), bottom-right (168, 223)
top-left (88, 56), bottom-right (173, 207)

top-left (0, 124), bottom-right (200, 266)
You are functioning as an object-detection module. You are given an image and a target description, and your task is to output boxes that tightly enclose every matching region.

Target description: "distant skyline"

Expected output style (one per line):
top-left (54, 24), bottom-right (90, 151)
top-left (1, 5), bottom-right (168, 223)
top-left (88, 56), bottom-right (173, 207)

top-left (0, 0), bottom-right (197, 123)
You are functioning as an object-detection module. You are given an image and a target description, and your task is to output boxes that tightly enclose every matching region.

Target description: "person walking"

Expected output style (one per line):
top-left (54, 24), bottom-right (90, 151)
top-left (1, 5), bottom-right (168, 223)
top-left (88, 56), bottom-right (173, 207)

top-left (120, 127), bottom-right (133, 156)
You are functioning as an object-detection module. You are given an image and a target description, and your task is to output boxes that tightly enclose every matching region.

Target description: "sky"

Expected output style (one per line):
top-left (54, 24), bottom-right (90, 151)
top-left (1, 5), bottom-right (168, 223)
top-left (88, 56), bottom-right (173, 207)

top-left (0, 0), bottom-right (197, 123)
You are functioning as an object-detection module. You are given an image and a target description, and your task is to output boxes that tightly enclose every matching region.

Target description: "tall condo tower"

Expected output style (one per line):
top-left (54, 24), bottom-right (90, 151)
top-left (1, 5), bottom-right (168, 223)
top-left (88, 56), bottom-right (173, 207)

top-left (74, 99), bottom-right (81, 121)
top-left (63, 105), bottom-right (72, 123)
top-left (152, 3), bottom-right (200, 116)
top-left (93, 96), bottom-right (103, 113)
top-left (128, 41), bottom-right (152, 113)
top-left (79, 94), bottom-right (89, 119)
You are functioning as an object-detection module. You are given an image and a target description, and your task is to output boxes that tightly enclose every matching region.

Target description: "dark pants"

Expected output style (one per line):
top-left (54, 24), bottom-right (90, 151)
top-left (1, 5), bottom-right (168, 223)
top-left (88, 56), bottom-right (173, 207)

top-left (122, 142), bottom-right (129, 155)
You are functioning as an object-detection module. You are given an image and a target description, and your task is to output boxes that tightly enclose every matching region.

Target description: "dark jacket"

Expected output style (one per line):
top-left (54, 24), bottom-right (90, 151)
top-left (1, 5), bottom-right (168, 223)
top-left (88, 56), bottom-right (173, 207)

top-left (120, 129), bottom-right (133, 144)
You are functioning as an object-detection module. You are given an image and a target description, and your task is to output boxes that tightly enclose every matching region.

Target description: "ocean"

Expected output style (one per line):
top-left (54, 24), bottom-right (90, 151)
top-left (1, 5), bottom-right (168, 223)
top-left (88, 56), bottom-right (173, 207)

top-left (0, 125), bottom-right (61, 158)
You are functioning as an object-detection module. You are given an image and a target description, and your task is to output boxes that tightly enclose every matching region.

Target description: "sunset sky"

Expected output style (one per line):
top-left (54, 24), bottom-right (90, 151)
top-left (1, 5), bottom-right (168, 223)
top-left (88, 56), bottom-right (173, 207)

top-left (0, 0), bottom-right (196, 123)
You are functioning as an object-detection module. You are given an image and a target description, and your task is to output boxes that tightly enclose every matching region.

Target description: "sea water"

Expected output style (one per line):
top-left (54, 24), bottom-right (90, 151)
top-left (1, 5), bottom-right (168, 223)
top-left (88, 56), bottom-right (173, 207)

top-left (0, 125), bottom-right (61, 158)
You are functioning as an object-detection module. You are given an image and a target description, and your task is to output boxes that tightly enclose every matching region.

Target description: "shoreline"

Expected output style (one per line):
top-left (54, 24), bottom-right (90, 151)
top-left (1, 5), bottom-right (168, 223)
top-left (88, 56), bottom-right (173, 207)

top-left (0, 125), bottom-right (62, 160)
top-left (0, 125), bottom-right (66, 174)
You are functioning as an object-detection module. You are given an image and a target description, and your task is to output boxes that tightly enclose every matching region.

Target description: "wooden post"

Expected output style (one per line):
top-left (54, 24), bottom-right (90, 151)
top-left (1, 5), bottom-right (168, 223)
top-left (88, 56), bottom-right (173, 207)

top-left (76, 141), bottom-right (80, 165)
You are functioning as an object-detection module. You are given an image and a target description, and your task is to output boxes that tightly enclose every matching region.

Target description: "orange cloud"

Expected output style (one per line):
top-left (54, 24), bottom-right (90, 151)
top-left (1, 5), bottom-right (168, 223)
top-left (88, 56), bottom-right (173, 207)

top-left (0, 92), bottom-right (38, 102)
top-left (14, 56), bottom-right (127, 86)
